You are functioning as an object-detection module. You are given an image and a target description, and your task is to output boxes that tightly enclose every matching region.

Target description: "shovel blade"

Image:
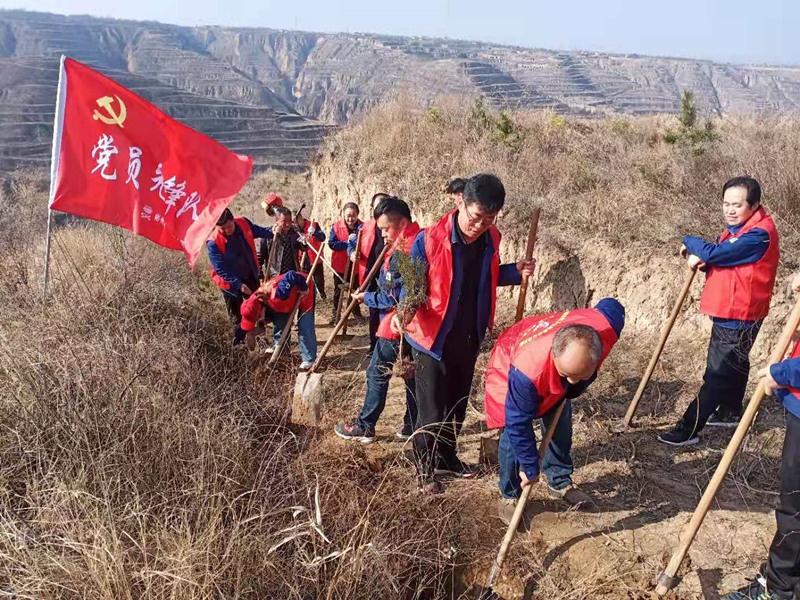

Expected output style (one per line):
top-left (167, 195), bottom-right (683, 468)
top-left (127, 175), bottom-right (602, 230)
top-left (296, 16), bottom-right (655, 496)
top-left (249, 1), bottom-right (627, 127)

top-left (292, 372), bottom-right (323, 425)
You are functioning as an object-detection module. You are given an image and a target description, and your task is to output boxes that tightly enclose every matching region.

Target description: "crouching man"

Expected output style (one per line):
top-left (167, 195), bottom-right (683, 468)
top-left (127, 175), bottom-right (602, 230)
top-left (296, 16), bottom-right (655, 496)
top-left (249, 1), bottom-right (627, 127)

top-left (484, 298), bottom-right (625, 522)
top-left (239, 270), bottom-right (317, 370)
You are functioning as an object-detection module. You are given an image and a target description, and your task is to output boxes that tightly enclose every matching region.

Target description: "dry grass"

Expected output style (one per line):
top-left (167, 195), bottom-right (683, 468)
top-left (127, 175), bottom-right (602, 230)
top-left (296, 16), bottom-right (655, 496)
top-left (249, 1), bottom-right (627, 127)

top-left (0, 171), bottom-right (488, 599)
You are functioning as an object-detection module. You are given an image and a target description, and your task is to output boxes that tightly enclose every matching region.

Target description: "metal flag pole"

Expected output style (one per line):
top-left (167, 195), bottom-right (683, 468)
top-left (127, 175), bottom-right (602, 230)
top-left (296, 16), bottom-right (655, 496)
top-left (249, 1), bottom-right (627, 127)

top-left (42, 55), bottom-right (68, 301)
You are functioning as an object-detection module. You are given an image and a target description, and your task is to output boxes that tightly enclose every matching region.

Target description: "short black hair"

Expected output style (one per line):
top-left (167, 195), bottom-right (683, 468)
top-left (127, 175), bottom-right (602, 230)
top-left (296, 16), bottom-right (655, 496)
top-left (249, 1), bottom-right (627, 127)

top-left (274, 206), bottom-right (292, 219)
top-left (445, 178), bottom-right (467, 195)
top-left (216, 208), bottom-right (233, 226)
top-left (722, 176), bottom-right (762, 208)
top-left (374, 196), bottom-right (411, 222)
top-left (371, 192), bottom-right (391, 211)
top-left (462, 173), bottom-right (505, 213)
top-left (343, 202), bottom-right (359, 214)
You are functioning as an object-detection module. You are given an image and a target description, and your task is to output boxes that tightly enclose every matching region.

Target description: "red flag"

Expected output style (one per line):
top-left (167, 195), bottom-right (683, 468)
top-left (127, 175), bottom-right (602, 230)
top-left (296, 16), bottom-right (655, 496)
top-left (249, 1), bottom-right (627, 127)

top-left (48, 56), bottom-right (253, 267)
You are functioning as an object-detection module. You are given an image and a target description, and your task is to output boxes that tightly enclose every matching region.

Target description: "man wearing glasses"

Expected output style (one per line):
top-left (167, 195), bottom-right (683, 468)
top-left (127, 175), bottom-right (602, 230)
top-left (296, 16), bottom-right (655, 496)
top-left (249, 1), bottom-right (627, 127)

top-left (394, 173), bottom-right (535, 494)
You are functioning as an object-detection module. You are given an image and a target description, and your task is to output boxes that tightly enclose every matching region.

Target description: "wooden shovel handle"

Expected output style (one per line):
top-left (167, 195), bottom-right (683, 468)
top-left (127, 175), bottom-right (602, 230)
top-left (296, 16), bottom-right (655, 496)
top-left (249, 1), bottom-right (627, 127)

top-left (484, 400), bottom-right (567, 589)
top-left (514, 208), bottom-right (541, 323)
top-left (309, 242), bottom-right (391, 374)
top-left (655, 295), bottom-right (800, 596)
top-left (622, 266), bottom-right (697, 428)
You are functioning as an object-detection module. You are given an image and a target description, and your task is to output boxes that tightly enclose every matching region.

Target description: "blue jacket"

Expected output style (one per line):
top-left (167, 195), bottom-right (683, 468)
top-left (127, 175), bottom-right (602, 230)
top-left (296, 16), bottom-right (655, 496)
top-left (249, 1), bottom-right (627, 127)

top-left (363, 253), bottom-right (404, 319)
top-left (683, 225), bottom-right (770, 330)
top-left (206, 219), bottom-right (273, 297)
top-left (275, 270), bottom-right (309, 299)
top-left (506, 298), bottom-right (626, 480)
top-left (403, 220), bottom-right (522, 359)
top-left (770, 358), bottom-right (800, 420)
top-left (328, 225), bottom-right (356, 252)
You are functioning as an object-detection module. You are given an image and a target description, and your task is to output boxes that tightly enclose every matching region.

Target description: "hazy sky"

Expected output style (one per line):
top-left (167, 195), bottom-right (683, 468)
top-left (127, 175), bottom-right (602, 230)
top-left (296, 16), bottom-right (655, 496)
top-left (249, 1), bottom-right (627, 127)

top-left (1, 0), bottom-right (795, 66)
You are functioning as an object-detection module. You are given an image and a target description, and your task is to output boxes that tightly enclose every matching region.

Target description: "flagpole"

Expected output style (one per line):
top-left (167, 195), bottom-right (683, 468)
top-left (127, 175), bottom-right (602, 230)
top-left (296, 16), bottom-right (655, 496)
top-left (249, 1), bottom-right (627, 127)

top-left (43, 55), bottom-right (68, 301)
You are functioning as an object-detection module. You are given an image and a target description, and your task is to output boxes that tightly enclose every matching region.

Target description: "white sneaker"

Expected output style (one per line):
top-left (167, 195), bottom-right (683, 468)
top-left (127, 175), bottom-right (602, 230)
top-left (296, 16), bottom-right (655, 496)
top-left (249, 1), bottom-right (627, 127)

top-left (265, 345), bottom-right (276, 355)
top-left (299, 361), bottom-right (313, 371)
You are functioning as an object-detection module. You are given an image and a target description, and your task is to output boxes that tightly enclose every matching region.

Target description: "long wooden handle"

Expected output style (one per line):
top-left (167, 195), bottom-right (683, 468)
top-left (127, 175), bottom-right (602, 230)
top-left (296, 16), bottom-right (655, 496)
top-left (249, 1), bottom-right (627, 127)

top-left (308, 241), bottom-right (346, 284)
top-left (484, 400), bottom-right (567, 590)
top-left (309, 243), bottom-right (391, 374)
top-left (655, 296), bottom-right (800, 596)
top-left (269, 249), bottom-right (323, 366)
top-left (343, 229), bottom-right (363, 336)
top-left (622, 266), bottom-right (697, 428)
top-left (515, 208), bottom-right (542, 323)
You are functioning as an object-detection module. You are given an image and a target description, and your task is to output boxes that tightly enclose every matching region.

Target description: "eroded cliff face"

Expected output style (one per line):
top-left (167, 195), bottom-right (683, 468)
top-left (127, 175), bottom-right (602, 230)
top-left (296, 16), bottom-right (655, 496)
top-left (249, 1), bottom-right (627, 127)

top-left (309, 147), bottom-right (791, 368)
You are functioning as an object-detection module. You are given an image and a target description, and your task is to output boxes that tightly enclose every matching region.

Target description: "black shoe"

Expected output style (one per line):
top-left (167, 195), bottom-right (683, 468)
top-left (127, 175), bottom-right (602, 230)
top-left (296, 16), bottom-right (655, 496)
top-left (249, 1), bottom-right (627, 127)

top-left (658, 426), bottom-right (699, 446)
top-left (395, 423), bottom-right (414, 441)
top-left (334, 420), bottom-right (376, 443)
top-left (707, 410), bottom-right (741, 428)
top-left (434, 459), bottom-right (480, 479)
top-left (721, 575), bottom-right (788, 599)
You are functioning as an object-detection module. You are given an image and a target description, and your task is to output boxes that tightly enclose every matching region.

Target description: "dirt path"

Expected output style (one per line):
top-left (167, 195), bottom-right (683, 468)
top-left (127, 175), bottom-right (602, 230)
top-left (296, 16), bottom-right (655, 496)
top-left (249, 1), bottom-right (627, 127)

top-left (278, 305), bottom-right (783, 599)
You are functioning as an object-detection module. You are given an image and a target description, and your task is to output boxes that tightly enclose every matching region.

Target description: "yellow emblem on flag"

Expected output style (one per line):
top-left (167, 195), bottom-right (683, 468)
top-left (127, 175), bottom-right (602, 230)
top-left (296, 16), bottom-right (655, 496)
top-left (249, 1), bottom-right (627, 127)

top-left (93, 95), bottom-right (127, 128)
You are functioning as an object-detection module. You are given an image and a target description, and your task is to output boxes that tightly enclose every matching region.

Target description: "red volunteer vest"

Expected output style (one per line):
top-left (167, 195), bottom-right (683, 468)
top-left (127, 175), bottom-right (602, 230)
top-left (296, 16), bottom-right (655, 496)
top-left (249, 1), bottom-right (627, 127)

top-left (405, 210), bottom-right (501, 352)
top-left (699, 207), bottom-right (780, 321)
top-left (265, 272), bottom-right (314, 313)
top-left (303, 220), bottom-right (324, 254)
top-left (374, 222), bottom-right (423, 341)
top-left (356, 219), bottom-right (379, 282)
top-left (484, 308), bottom-right (619, 430)
top-left (209, 217), bottom-right (259, 291)
top-left (331, 219), bottom-right (362, 273)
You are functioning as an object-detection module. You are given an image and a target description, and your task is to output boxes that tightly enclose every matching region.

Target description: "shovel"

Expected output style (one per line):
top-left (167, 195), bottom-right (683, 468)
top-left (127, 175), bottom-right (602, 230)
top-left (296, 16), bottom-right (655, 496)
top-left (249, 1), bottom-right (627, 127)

top-left (616, 264), bottom-right (697, 432)
top-left (292, 242), bottom-right (391, 425)
top-left (268, 246), bottom-right (324, 366)
top-left (473, 400), bottom-right (567, 600)
top-left (514, 207), bottom-right (541, 322)
top-left (341, 229), bottom-right (363, 337)
top-left (654, 295), bottom-right (800, 596)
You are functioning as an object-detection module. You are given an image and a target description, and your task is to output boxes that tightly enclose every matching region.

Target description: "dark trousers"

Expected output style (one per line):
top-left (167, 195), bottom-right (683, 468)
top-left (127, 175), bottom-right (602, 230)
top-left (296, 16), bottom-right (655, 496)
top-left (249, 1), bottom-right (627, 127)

top-left (498, 400), bottom-right (575, 499)
top-left (221, 276), bottom-right (258, 345)
top-left (764, 411), bottom-right (800, 598)
top-left (679, 322), bottom-right (761, 434)
top-left (332, 265), bottom-right (363, 320)
top-left (412, 337), bottom-right (479, 479)
top-left (357, 338), bottom-right (418, 430)
top-left (302, 256), bottom-right (326, 300)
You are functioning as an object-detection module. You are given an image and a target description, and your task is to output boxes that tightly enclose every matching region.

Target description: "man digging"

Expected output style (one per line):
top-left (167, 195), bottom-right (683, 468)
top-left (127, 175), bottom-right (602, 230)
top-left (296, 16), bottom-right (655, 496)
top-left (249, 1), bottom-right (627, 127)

top-left (484, 299), bottom-right (625, 520)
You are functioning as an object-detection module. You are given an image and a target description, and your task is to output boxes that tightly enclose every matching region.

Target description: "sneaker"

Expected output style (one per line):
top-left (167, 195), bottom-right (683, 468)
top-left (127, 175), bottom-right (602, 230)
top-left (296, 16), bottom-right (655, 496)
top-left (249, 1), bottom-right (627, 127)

top-left (721, 574), bottom-right (787, 599)
top-left (265, 345), bottom-right (276, 355)
top-left (434, 459), bottom-right (481, 479)
top-left (333, 420), bottom-right (376, 444)
top-left (299, 361), bottom-right (313, 371)
top-left (658, 426), bottom-right (700, 446)
top-left (395, 424), bottom-right (414, 441)
top-left (548, 484), bottom-right (593, 508)
top-left (707, 410), bottom-right (741, 428)
top-left (420, 479), bottom-right (444, 495)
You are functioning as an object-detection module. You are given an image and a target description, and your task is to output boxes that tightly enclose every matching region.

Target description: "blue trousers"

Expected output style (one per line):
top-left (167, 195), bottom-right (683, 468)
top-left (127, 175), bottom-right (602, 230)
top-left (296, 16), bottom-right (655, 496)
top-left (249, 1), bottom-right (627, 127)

top-left (272, 310), bottom-right (317, 364)
top-left (357, 338), bottom-right (417, 430)
top-left (498, 400), bottom-right (574, 499)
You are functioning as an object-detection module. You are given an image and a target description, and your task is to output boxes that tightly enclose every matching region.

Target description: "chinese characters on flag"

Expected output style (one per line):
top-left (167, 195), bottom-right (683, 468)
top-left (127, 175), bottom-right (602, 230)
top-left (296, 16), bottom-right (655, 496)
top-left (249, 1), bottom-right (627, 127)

top-left (49, 56), bottom-right (253, 266)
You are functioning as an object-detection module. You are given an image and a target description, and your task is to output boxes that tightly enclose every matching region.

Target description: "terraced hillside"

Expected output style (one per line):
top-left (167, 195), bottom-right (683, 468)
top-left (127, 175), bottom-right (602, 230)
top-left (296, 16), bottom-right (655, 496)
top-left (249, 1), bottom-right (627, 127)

top-left (3, 9), bottom-right (800, 174)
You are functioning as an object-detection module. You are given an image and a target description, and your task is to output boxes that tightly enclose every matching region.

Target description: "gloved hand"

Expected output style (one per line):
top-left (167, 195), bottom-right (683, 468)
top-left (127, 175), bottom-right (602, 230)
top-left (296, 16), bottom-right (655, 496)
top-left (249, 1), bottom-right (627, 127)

top-left (348, 233), bottom-right (357, 243)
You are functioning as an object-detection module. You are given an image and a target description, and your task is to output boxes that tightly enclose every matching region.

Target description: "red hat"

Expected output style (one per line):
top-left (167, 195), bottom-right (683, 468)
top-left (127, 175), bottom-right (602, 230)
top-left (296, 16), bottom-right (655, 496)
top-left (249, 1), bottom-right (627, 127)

top-left (264, 193), bottom-right (284, 208)
top-left (239, 295), bottom-right (264, 332)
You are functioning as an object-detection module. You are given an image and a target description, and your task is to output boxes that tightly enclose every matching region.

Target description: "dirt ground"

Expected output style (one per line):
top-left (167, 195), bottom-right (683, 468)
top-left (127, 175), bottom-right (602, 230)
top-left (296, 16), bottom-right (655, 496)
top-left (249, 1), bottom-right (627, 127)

top-left (263, 298), bottom-right (785, 600)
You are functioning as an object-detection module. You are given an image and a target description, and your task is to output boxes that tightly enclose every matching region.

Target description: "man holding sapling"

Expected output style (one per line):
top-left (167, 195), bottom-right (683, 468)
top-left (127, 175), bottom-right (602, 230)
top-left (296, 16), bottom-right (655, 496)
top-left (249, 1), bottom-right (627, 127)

top-left (659, 177), bottom-right (780, 446)
top-left (207, 208), bottom-right (274, 345)
top-left (334, 196), bottom-right (421, 443)
top-left (725, 273), bottom-right (800, 600)
top-left (484, 299), bottom-right (625, 521)
top-left (393, 173), bottom-right (536, 494)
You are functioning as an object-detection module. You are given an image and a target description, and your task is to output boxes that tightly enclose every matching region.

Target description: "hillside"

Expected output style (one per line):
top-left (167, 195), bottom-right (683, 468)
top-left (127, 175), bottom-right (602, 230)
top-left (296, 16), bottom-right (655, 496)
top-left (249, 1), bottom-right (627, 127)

top-left (4, 10), bottom-right (800, 176)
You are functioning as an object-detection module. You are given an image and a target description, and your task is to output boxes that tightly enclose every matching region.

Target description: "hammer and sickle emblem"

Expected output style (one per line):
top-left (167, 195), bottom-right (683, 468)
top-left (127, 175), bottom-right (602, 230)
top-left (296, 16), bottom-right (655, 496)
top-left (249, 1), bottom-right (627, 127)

top-left (92, 95), bottom-right (127, 128)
